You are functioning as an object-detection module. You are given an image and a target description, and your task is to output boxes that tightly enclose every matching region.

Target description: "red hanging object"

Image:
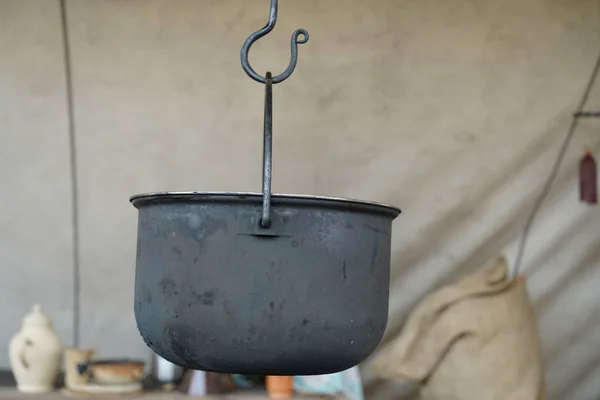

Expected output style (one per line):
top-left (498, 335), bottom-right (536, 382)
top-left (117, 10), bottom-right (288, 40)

top-left (579, 149), bottom-right (597, 204)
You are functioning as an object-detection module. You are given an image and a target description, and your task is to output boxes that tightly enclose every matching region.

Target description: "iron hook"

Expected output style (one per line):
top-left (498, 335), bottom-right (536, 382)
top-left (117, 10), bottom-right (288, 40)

top-left (241, 0), bottom-right (309, 84)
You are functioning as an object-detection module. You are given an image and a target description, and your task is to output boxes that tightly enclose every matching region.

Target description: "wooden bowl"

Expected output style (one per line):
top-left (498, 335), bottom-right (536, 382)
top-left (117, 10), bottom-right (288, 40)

top-left (88, 360), bottom-right (145, 385)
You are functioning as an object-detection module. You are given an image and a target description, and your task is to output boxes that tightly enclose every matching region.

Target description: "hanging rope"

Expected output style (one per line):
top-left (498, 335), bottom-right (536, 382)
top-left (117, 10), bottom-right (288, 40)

top-left (511, 51), bottom-right (600, 279)
top-left (59, 0), bottom-right (81, 348)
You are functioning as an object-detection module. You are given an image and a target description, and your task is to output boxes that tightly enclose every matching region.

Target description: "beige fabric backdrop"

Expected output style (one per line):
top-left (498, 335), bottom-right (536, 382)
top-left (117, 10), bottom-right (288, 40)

top-left (1, 1), bottom-right (600, 399)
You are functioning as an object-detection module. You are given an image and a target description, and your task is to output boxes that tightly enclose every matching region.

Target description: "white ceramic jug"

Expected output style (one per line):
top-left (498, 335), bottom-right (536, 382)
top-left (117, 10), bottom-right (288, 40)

top-left (9, 304), bottom-right (63, 393)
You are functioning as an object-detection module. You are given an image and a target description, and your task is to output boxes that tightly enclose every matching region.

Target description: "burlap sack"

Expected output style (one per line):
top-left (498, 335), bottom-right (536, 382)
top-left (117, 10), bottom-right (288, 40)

top-left (372, 256), bottom-right (546, 400)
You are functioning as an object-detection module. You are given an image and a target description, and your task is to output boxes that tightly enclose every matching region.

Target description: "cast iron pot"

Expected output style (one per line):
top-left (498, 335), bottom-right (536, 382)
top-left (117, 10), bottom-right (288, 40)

top-left (131, 191), bottom-right (400, 375)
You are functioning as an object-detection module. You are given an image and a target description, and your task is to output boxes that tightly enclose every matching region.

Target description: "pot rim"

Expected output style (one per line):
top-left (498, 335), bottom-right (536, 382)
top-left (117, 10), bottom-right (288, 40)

top-left (130, 191), bottom-right (401, 217)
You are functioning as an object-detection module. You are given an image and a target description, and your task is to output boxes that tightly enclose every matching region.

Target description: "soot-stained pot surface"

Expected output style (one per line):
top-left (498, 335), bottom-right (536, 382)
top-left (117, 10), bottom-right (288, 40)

top-left (131, 192), bottom-right (400, 375)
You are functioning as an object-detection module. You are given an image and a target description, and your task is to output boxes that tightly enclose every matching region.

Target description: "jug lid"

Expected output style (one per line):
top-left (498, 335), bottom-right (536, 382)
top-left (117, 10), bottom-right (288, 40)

top-left (22, 304), bottom-right (52, 328)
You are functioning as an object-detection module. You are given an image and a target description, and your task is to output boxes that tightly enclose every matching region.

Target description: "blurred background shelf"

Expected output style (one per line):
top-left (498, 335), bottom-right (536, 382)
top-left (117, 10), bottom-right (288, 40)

top-left (0, 389), bottom-right (342, 400)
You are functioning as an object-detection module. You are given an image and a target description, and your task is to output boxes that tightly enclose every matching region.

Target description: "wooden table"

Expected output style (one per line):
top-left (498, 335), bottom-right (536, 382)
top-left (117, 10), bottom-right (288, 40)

top-left (0, 389), bottom-right (340, 400)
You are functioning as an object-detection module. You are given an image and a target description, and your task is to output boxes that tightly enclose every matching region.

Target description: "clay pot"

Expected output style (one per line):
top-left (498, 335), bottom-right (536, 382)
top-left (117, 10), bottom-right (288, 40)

top-left (266, 376), bottom-right (294, 399)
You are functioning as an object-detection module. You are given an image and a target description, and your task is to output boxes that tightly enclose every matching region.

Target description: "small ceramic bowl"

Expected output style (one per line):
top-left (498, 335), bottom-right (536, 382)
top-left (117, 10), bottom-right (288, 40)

top-left (78, 359), bottom-right (145, 385)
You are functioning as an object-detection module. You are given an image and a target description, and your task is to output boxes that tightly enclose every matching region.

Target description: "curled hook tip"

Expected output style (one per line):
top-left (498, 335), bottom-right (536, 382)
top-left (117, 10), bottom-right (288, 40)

top-left (294, 29), bottom-right (309, 44)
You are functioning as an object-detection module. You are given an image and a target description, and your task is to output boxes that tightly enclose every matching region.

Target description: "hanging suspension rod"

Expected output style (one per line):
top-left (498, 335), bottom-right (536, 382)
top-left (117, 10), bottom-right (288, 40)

top-left (240, 0), bottom-right (309, 228)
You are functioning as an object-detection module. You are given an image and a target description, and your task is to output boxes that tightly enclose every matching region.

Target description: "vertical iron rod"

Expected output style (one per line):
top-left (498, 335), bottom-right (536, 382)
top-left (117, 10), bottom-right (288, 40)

top-left (261, 73), bottom-right (273, 228)
top-left (241, 0), bottom-right (309, 227)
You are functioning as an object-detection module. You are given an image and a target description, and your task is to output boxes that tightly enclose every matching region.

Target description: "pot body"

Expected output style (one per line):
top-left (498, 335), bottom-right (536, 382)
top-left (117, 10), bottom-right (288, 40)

top-left (131, 192), bottom-right (400, 375)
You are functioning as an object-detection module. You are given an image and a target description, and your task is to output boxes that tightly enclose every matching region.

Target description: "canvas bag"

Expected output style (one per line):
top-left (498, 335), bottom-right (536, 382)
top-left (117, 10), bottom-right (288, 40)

top-left (372, 256), bottom-right (547, 400)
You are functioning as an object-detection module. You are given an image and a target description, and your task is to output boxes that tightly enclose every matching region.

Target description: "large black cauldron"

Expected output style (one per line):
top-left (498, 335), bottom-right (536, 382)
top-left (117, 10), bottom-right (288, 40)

top-left (131, 192), bottom-right (400, 375)
top-left (131, 0), bottom-right (401, 376)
